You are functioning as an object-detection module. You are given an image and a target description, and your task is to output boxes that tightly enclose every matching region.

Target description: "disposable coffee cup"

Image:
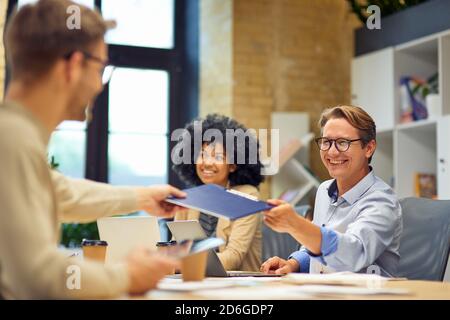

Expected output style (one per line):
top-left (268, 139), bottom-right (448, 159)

top-left (156, 241), bottom-right (178, 274)
top-left (180, 251), bottom-right (208, 282)
top-left (81, 239), bottom-right (108, 263)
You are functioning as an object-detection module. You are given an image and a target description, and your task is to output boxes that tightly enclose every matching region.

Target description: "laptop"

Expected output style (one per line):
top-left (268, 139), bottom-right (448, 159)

top-left (167, 220), bottom-right (282, 277)
top-left (97, 216), bottom-right (161, 264)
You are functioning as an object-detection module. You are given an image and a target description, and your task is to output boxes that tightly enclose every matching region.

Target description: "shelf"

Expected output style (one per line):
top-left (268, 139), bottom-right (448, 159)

top-left (372, 132), bottom-right (394, 188)
top-left (270, 112), bottom-right (318, 204)
top-left (395, 35), bottom-right (438, 64)
top-left (396, 118), bottom-right (437, 133)
top-left (352, 47), bottom-right (395, 131)
top-left (395, 28), bottom-right (450, 53)
top-left (377, 128), bottom-right (394, 137)
top-left (353, 27), bottom-right (450, 200)
top-left (288, 181), bottom-right (317, 206)
top-left (396, 124), bottom-right (437, 198)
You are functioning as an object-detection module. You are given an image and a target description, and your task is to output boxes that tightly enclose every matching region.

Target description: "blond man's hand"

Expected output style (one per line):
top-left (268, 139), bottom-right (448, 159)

top-left (126, 247), bottom-right (180, 295)
top-left (136, 185), bottom-right (186, 218)
top-left (260, 256), bottom-right (299, 275)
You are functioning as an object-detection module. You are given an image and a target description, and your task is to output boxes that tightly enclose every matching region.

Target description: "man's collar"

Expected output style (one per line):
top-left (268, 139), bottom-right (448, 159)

top-left (327, 167), bottom-right (376, 205)
top-left (2, 100), bottom-right (51, 145)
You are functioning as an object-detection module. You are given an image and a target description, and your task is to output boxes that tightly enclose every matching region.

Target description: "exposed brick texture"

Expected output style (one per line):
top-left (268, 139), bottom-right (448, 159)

top-left (0, 0), bottom-right (6, 101)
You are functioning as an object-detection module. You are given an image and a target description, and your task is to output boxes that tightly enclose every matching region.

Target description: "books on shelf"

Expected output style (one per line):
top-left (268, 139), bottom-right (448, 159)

top-left (399, 76), bottom-right (427, 123)
top-left (414, 173), bottom-right (437, 199)
top-left (399, 73), bottom-right (439, 123)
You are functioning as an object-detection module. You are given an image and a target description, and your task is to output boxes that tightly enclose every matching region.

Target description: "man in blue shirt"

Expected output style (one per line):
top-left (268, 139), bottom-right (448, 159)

top-left (261, 105), bottom-right (402, 277)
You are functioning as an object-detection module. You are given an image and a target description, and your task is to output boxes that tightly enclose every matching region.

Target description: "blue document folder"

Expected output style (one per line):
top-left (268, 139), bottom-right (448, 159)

top-left (165, 184), bottom-right (275, 220)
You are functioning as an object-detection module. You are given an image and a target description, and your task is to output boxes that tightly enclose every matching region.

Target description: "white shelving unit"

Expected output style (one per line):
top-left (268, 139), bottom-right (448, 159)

top-left (352, 29), bottom-right (450, 200)
top-left (395, 121), bottom-right (437, 198)
top-left (437, 115), bottom-right (450, 199)
top-left (373, 129), bottom-right (394, 187)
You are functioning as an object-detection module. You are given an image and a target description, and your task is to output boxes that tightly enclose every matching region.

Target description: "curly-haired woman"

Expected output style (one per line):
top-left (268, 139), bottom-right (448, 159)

top-left (172, 114), bottom-right (265, 271)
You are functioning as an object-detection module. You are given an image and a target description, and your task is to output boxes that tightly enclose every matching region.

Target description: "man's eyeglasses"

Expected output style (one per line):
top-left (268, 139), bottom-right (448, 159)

top-left (64, 51), bottom-right (115, 85)
top-left (315, 137), bottom-right (362, 152)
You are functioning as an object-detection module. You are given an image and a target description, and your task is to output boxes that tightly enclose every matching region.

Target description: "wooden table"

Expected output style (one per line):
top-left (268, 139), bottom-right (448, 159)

top-left (141, 278), bottom-right (450, 300)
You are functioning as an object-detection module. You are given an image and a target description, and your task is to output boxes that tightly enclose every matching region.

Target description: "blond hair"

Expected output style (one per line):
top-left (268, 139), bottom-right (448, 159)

top-left (5, 0), bottom-right (115, 82)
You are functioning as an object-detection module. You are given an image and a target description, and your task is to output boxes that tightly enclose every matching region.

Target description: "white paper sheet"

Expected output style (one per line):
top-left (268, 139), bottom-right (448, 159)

top-left (296, 285), bottom-right (410, 296)
top-left (193, 283), bottom-right (410, 299)
top-left (283, 272), bottom-right (407, 287)
top-left (193, 285), bottom-right (314, 300)
top-left (206, 276), bottom-right (285, 283)
top-left (157, 279), bottom-right (235, 292)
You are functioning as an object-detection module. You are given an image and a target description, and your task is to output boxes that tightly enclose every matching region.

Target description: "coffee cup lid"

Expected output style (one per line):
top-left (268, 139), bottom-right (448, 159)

top-left (81, 239), bottom-right (108, 246)
top-left (156, 240), bottom-right (177, 247)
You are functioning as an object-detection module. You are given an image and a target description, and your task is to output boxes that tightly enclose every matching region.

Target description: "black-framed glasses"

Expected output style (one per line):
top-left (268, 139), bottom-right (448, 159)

top-left (81, 51), bottom-right (115, 85)
top-left (315, 137), bottom-right (363, 152)
top-left (64, 51), bottom-right (115, 85)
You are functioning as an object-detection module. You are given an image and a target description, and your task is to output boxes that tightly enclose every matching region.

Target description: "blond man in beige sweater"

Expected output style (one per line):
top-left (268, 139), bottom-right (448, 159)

top-left (0, 0), bottom-right (185, 299)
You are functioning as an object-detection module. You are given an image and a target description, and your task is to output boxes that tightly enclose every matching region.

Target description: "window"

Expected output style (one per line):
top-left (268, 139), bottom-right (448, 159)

top-left (18, 0), bottom-right (94, 8)
top-left (48, 122), bottom-right (86, 178)
top-left (102, 0), bottom-right (174, 48)
top-left (108, 68), bottom-right (169, 185)
top-left (8, 0), bottom-right (198, 187)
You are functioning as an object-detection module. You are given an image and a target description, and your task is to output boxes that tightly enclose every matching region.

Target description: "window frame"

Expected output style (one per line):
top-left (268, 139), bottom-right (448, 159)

top-left (5, 0), bottom-right (199, 187)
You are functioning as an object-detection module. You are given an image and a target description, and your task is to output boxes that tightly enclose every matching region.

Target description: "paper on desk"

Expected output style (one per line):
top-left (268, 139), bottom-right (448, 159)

top-left (296, 285), bottom-right (410, 296)
top-left (194, 285), bottom-right (314, 300)
top-left (283, 272), bottom-right (406, 287)
top-left (157, 279), bottom-right (235, 292)
top-left (193, 284), bottom-right (410, 300)
top-left (206, 276), bottom-right (285, 283)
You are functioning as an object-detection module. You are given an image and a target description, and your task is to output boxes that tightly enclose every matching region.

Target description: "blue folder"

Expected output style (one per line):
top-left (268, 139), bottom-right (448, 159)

top-left (165, 184), bottom-right (275, 220)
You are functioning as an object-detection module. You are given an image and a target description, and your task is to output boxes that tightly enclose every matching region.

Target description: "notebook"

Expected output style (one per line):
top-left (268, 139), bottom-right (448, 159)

top-left (165, 184), bottom-right (275, 220)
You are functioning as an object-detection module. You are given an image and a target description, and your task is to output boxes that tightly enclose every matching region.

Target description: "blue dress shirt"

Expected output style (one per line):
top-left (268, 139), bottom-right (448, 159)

top-left (289, 168), bottom-right (402, 277)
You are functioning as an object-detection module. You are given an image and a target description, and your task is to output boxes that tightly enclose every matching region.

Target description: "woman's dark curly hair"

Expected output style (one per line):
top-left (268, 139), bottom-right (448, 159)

top-left (172, 114), bottom-right (265, 188)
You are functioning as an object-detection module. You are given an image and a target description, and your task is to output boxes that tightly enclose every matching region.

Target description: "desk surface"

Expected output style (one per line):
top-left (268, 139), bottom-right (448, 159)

top-left (141, 278), bottom-right (450, 300)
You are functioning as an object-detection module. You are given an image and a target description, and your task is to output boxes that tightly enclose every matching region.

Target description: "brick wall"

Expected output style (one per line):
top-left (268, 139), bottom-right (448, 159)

top-left (200, 0), bottom-right (360, 199)
top-left (199, 0), bottom-right (233, 117)
top-left (0, 0), bottom-right (7, 101)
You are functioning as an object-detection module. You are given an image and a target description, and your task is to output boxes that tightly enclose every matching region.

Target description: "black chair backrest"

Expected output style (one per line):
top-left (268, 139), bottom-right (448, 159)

top-left (262, 205), bottom-right (310, 261)
top-left (397, 197), bottom-right (450, 281)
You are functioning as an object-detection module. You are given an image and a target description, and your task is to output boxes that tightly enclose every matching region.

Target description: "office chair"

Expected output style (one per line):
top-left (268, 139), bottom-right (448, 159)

top-left (262, 205), bottom-right (311, 261)
top-left (397, 197), bottom-right (450, 281)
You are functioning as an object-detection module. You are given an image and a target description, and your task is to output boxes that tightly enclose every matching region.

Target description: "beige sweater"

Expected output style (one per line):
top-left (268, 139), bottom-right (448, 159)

top-left (0, 101), bottom-right (140, 299)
